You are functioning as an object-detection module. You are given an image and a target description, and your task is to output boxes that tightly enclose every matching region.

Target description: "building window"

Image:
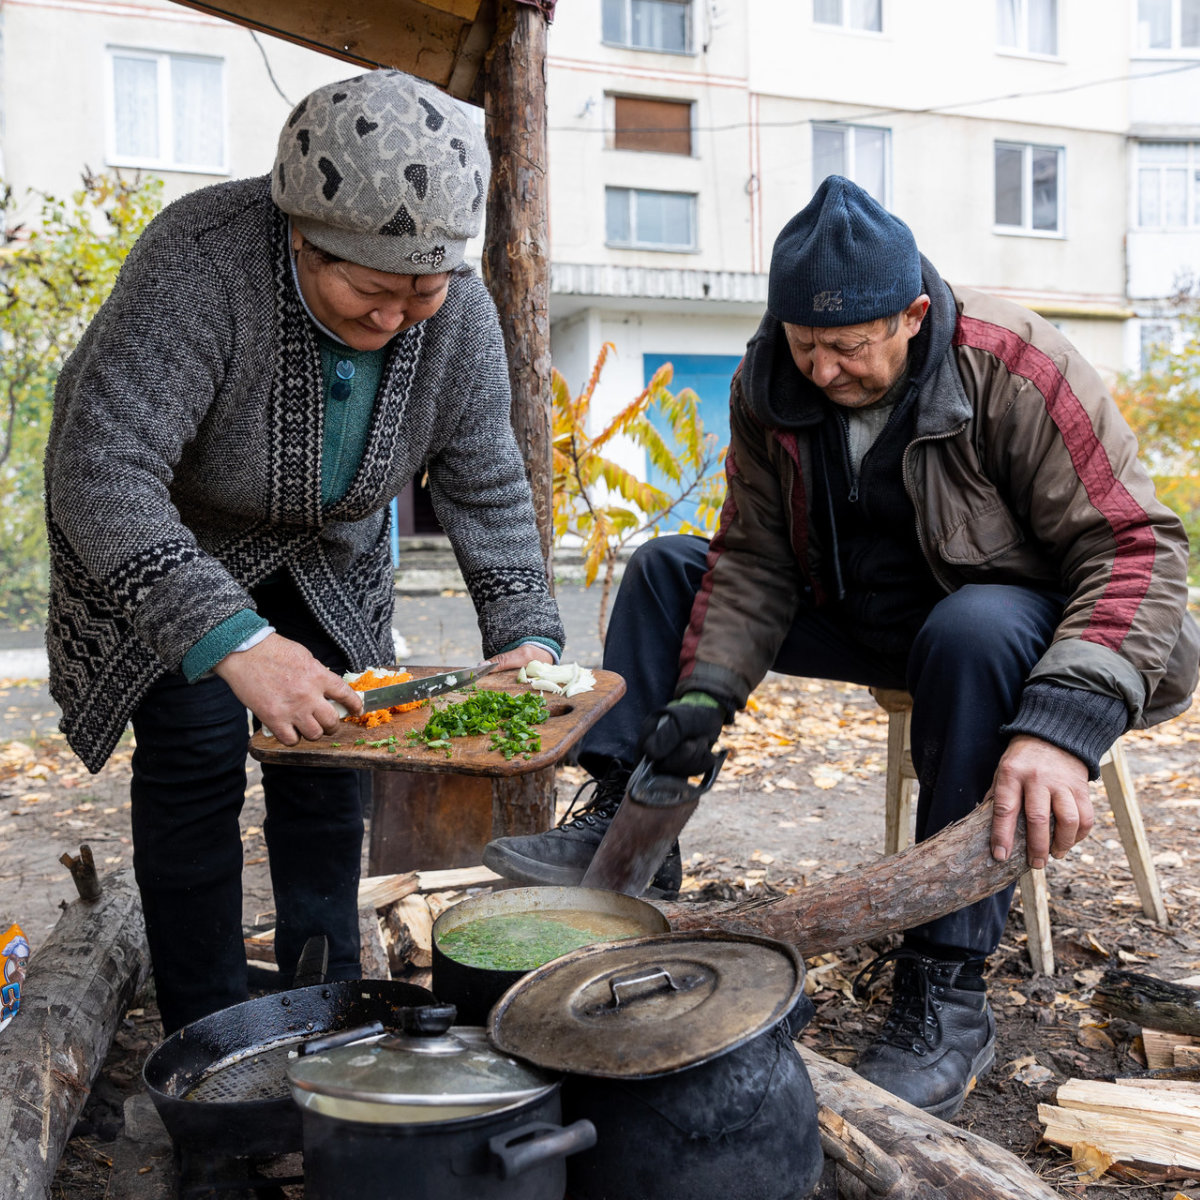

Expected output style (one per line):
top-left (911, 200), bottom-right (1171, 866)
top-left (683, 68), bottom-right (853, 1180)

top-left (108, 49), bottom-right (225, 172)
top-left (996, 0), bottom-right (1059, 55)
top-left (602, 0), bottom-right (692, 53)
top-left (812, 123), bottom-right (890, 204)
top-left (994, 142), bottom-right (1064, 233)
top-left (612, 97), bottom-right (692, 155)
top-left (1136, 0), bottom-right (1200, 50)
top-left (813, 0), bottom-right (883, 33)
top-left (1137, 142), bottom-right (1200, 226)
top-left (1139, 321), bottom-right (1175, 372)
top-left (606, 187), bottom-right (696, 250)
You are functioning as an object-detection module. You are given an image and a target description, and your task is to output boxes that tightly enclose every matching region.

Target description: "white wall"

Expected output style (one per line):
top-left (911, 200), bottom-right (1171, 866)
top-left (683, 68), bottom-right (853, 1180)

top-left (746, 0), bottom-right (1128, 133)
top-left (547, 0), bottom-right (754, 273)
top-left (2, 0), bottom-right (354, 212)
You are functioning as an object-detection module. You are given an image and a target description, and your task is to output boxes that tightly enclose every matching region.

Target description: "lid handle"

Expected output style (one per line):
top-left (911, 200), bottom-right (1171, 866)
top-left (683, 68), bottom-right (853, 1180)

top-left (397, 1004), bottom-right (458, 1036)
top-left (607, 968), bottom-right (680, 1009)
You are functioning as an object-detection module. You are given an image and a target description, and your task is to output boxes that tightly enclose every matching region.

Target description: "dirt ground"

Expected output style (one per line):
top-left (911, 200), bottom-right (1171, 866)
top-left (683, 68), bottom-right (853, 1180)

top-left (3, 665), bottom-right (1200, 1199)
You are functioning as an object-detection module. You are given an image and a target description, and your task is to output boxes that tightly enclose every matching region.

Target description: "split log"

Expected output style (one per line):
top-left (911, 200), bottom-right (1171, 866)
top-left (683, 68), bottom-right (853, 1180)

top-left (416, 864), bottom-right (502, 892)
top-left (664, 800), bottom-right (1026, 956)
top-left (382, 894), bottom-right (434, 975)
top-left (800, 1046), bottom-right (1060, 1199)
top-left (358, 910), bottom-right (391, 981)
top-left (1038, 1077), bottom-right (1200, 1170)
top-left (1143, 1028), bottom-right (1200, 1070)
top-left (357, 871), bottom-right (419, 910)
top-left (1092, 969), bottom-right (1200, 1037)
top-left (0, 868), bottom-right (150, 1200)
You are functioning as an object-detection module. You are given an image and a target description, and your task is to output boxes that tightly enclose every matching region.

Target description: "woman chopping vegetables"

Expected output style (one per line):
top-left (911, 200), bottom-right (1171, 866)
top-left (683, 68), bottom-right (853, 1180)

top-left (43, 70), bottom-right (562, 1033)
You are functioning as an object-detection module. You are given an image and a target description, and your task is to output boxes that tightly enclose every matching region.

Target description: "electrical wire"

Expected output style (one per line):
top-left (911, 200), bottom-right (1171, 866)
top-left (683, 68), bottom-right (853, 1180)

top-left (549, 57), bottom-right (1200, 135)
top-left (249, 29), bottom-right (294, 107)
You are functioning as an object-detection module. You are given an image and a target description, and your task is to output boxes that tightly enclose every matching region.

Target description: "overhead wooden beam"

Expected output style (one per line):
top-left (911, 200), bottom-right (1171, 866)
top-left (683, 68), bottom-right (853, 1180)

top-left (170, 0), bottom-right (497, 100)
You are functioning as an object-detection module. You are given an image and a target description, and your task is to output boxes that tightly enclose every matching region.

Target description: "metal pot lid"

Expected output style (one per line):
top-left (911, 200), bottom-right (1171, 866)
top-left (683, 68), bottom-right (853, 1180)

top-left (488, 931), bottom-right (805, 1079)
top-left (287, 1011), bottom-right (555, 1110)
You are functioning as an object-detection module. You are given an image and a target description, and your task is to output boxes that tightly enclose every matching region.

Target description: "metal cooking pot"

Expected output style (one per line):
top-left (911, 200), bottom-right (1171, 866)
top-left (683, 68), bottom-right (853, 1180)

top-left (489, 931), bottom-right (823, 1200)
top-left (431, 885), bottom-right (669, 1024)
top-left (287, 1003), bottom-right (596, 1200)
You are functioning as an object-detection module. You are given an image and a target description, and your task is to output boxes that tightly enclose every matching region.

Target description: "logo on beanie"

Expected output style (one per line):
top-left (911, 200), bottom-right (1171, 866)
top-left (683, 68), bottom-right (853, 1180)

top-left (812, 290), bottom-right (843, 313)
top-left (408, 246), bottom-right (446, 267)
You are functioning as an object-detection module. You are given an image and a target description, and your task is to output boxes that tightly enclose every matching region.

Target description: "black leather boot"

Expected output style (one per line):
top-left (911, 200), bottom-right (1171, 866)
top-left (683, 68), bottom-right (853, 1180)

top-left (481, 768), bottom-right (682, 899)
top-left (851, 947), bottom-right (995, 1120)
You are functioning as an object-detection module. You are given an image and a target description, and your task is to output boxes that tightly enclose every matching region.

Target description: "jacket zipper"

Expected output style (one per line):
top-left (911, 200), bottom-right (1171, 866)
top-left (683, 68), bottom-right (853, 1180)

top-left (901, 425), bottom-right (967, 595)
top-left (836, 412), bottom-right (859, 503)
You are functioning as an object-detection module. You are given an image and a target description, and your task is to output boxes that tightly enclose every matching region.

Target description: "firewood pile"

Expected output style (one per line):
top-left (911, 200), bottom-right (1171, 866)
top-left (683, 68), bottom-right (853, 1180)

top-left (246, 863), bottom-right (504, 988)
top-left (1036, 969), bottom-right (1200, 1182)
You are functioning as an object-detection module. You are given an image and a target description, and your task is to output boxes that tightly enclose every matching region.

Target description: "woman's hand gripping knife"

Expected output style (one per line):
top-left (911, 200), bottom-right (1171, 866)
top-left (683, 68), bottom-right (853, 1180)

top-left (214, 633), bottom-right (365, 744)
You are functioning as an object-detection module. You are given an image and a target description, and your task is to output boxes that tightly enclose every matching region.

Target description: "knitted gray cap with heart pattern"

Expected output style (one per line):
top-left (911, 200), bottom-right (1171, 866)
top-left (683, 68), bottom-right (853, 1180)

top-left (272, 69), bottom-right (489, 274)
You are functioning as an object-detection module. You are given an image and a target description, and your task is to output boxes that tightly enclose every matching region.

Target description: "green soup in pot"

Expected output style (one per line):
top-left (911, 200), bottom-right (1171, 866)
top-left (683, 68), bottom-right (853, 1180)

top-left (435, 909), bottom-right (645, 972)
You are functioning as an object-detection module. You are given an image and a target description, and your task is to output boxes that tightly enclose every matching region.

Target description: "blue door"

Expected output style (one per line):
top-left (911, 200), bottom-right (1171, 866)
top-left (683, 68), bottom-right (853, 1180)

top-left (642, 352), bottom-right (741, 530)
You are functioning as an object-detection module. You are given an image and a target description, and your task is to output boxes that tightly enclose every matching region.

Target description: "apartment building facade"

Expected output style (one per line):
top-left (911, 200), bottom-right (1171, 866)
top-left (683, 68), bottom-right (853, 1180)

top-left (1, 0), bottom-right (1197, 499)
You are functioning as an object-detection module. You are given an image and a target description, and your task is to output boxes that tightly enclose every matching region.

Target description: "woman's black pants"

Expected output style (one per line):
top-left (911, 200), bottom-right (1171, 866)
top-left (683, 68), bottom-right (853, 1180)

top-left (129, 579), bottom-right (367, 1035)
top-left (578, 535), bottom-right (1065, 958)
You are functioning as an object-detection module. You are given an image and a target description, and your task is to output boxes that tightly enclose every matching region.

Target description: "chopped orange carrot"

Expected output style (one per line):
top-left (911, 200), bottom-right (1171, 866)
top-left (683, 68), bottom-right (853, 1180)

top-left (342, 669), bottom-right (426, 726)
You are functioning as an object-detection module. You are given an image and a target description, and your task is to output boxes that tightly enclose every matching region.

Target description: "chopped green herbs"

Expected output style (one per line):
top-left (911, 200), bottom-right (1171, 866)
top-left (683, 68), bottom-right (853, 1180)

top-left (406, 689), bottom-right (549, 760)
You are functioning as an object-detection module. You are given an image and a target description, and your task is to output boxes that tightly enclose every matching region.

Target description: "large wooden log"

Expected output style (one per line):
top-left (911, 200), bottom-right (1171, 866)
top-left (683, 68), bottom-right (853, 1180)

top-left (663, 801), bottom-right (1026, 956)
top-left (0, 868), bottom-right (150, 1200)
top-left (801, 1047), bottom-right (1060, 1199)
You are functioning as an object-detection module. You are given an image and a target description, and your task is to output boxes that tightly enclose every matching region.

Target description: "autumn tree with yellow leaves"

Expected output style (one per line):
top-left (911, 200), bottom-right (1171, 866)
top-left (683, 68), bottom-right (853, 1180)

top-left (552, 342), bottom-right (727, 637)
top-left (1113, 308), bottom-right (1200, 584)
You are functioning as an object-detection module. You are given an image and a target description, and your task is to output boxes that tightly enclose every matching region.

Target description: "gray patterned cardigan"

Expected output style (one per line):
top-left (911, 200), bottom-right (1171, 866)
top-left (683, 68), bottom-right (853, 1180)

top-left (44, 176), bottom-right (564, 773)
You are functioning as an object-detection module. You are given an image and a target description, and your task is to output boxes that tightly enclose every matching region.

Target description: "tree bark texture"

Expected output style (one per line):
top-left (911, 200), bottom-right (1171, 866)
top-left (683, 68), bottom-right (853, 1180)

top-left (801, 1047), bottom-right (1061, 1199)
top-left (1092, 968), bottom-right (1200, 1037)
top-left (663, 801), bottom-right (1028, 957)
top-left (0, 869), bottom-right (150, 1200)
top-left (482, 0), bottom-right (556, 832)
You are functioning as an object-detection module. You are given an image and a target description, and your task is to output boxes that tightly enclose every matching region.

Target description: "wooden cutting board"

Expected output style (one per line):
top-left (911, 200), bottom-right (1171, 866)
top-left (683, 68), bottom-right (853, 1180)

top-left (248, 666), bottom-right (625, 777)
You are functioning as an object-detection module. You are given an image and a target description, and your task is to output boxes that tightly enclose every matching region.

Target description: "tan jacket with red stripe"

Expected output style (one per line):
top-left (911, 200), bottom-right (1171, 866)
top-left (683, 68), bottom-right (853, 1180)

top-left (677, 270), bottom-right (1199, 729)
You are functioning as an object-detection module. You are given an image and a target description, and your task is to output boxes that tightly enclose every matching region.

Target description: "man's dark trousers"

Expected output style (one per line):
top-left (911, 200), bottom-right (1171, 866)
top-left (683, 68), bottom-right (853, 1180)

top-left (579, 535), bottom-right (1064, 956)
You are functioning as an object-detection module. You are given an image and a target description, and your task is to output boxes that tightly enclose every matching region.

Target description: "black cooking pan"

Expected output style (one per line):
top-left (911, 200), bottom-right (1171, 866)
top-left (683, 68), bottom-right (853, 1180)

top-left (143, 978), bottom-right (435, 1160)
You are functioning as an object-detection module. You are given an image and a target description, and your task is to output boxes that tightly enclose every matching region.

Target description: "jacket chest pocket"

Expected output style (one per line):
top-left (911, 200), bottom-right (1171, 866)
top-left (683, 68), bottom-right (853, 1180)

top-left (935, 500), bottom-right (1026, 565)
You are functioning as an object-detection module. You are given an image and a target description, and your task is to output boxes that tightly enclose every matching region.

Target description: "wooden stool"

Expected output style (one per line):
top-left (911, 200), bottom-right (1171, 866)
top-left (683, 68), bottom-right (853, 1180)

top-left (869, 687), bottom-right (1168, 976)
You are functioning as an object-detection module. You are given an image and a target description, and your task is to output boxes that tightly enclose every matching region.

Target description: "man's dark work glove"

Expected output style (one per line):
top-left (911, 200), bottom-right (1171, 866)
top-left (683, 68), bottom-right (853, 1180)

top-left (637, 693), bottom-right (726, 779)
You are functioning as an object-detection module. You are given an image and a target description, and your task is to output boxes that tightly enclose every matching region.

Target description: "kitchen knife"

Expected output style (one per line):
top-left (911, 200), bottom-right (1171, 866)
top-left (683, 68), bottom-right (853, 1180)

top-left (580, 751), bottom-right (727, 897)
top-left (333, 661), bottom-right (499, 717)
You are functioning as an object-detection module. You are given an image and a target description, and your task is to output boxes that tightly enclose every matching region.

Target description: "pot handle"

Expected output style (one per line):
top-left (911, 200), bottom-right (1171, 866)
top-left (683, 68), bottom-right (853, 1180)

top-left (488, 1119), bottom-right (597, 1180)
top-left (299, 1021), bottom-right (385, 1056)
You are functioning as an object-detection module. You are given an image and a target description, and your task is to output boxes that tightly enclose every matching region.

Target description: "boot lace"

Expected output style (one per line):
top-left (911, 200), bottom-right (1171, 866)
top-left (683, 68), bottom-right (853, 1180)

top-left (853, 947), bottom-right (948, 1056)
top-left (555, 771), bottom-right (628, 830)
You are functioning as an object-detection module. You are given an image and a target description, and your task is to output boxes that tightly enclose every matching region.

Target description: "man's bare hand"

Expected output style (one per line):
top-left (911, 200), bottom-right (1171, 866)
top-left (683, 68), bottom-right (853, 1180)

top-left (989, 734), bottom-right (1093, 869)
top-left (486, 643), bottom-right (556, 672)
top-left (213, 633), bottom-right (363, 744)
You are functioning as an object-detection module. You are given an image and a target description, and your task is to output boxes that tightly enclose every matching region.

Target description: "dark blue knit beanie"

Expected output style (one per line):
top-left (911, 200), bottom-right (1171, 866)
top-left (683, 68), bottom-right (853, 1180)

top-left (767, 176), bottom-right (922, 327)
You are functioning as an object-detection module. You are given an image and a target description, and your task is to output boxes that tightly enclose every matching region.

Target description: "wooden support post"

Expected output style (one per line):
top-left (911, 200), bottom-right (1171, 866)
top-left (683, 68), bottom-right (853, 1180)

top-left (481, 0), bottom-right (556, 835)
